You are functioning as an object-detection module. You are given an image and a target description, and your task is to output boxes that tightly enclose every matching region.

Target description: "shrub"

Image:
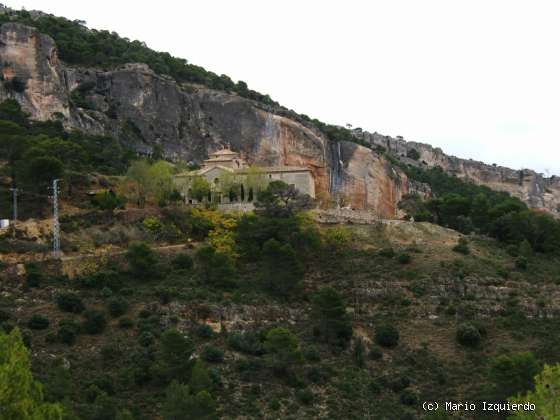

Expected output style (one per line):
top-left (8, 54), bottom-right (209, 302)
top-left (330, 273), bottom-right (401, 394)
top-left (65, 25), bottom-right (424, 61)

top-left (456, 323), bottom-right (482, 348)
top-left (390, 375), bottom-right (411, 392)
top-left (138, 331), bottom-right (155, 347)
top-left (126, 242), bottom-right (159, 280)
top-left (172, 253), bottom-right (193, 270)
top-left (374, 324), bottom-right (400, 348)
top-left (400, 389), bottom-right (418, 405)
top-left (201, 345), bottom-right (225, 363)
top-left (378, 247), bottom-right (395, 258)
top-left (0, 309), bottom-right (10, 323)
top-left (228, 331), bottom-right (265, 355)
top-left (263, 328), bottom-right (303, 376)
top-left (311, 287), bottom-right (353, 348)
top-left (107, 297), bottom-right (128, 318)
top-left (295, 388), bottom-right (314, 405)
top-left (453, 237), bottom-right (470, 255)
top-left (162, 381), bottom-right (216, 420)
top-left (82, 309), bottom-right (107, 334)
top-left (56, 292), bottom-right (85, 314)
top-left (515, 257), bottom-right (528, 270)
top-left (397, 253), bottom-right (411, 264)
top-left (158, 329), bottom-right (194, 381)
top-left (195, 245), bottom-right (237, 288)
top-left (406, 148), bottom-right (420, 160)
top-left (368, 345), bottom-right (383, 360)
top-left (118, 317), bottom-right (134, 329)
top-left (25, 264), bottom-right (42, 288)
top-left (27, 314), bottom-right (50, 330)
top-left (260, 239), bottom-right (303, 297)
top-left (303, 346), bottom-right (321, 362)
top-left (4, 76), bottom-right (27, 93)
top-left (101, 342), bottom-right (123, 362)
top-left (57, 319), bottom-right (81, 345)
top-left (195, 324), bottom-right (215, 339)
top-left (489, 352), bottom-right (539, 401)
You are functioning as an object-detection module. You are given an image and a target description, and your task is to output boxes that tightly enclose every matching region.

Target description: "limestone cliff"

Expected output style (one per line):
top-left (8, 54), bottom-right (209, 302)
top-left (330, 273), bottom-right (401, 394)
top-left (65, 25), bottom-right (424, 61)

top-left (0, 22), bottom-right (556, 218)
top-left (353, 131), bottom-right (560, 216)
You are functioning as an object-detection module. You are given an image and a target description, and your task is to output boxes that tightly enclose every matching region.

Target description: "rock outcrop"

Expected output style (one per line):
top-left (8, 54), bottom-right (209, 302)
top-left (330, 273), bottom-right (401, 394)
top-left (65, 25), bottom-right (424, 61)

top-left (353, 131), bottom-right (560, 215)
top-left (0, 22), bottom-right (557, 217)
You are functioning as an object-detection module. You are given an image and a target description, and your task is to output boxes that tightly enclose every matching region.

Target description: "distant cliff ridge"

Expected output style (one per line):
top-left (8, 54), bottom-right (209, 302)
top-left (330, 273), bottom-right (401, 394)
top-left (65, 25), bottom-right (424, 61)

top-left (0, 22), bottom-right (558, 217)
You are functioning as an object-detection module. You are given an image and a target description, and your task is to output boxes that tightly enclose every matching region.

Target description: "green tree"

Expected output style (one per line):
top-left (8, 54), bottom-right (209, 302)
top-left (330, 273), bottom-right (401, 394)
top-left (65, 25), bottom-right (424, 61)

top-left (23, 156), bottom-right (64, 189)
top-left (92, 190), bottom-right (124, 213)
top-left (311, 287), bottom-right (353, 347)
top-left (189, 360), bottom-right (212, 394)
top-left (490, 352), bottom-right (539, 401)
top-left (255, 180), bottom-right (315, 218)
top-left (263, 328), bottom-right (303, 375)
top-left (374, 324), bottom-right (400, 348)
top-left (156, 329), bottom-right (194, 382)
top-left (125, 242), bottom-right (159, 280)
top-left (190, 176), bottom-right (211, 202)
top-left (0, 328), bottom-right (64, 419)
top-left (261, 239), bottom-right (303, 297)
top-left (162, 381), bottom-right (216, 420)
top-left (195, 245), bottom-right (237, 288)
top-left (508, 363), bottom-right (560, 419)
top-left (125, 160), bottom-right (151, 206)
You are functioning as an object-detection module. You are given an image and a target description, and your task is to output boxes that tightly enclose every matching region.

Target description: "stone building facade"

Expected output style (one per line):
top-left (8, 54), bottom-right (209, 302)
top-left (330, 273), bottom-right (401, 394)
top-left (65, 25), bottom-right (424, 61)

top-left (173, 147), bottom-right (315, 207)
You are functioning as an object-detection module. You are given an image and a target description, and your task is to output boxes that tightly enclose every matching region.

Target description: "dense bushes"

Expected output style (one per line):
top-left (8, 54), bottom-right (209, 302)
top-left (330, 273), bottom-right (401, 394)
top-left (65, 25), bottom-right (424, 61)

top-left (56, 292), bottom-right (85, 313)
top-left (195, 245), bottom-right (237, 288)
top-left (456, 323), bottom-right (483, 348)
top-left (311, 287), bottom-right (352, 348)
top-left (399, 166), bottom-right (560, 255)
top-left (374, 324), bottom-right (400, 348)
top-left (260, 239), bottom-right (303, 297)
top-left (82, 309), bottom-right (107, 334)
top-left (107, 297), bottom-right (128, 318)
top-left (228, 331), bottom-right (265, 356)
top-left (27, 314), bottom-right (50, 330)
top-left (126, 242), bottom-right (160, 280)
top-left (201, 345), bottom-right (225, 364)
top-left (57, 319), bottom-right (81, 345)
top-left (489, 352), bottom-right (539, 401)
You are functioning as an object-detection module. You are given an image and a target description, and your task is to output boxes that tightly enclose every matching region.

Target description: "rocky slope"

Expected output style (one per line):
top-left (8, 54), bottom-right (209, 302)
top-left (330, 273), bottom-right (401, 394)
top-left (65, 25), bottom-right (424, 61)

top-left (1, 22), bottom-right (558, 217)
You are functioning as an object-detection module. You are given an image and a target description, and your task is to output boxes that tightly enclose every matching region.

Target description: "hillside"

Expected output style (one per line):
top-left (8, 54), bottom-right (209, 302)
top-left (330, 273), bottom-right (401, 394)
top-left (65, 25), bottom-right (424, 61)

top-left (2, 206), bottom-right (560, 419)
top-left (1, 5), bottom-right (560, 420)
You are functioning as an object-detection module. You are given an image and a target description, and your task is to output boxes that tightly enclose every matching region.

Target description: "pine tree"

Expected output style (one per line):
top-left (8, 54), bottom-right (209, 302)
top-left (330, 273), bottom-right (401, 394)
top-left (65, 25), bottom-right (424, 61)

top-left (509, 363), bottom-right (560, 418)
top-left (0, 328), bottom-right (64, 419)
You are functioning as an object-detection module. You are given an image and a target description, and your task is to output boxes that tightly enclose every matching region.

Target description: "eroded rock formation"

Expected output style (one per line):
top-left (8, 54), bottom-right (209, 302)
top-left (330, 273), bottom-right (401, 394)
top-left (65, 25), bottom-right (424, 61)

top-left (1, 22), bottom-right (557, 217)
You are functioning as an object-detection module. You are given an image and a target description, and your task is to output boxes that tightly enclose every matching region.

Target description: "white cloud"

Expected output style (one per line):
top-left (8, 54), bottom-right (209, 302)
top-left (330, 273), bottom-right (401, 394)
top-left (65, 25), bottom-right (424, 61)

top-left (7, 0), bottom-right (560, 174)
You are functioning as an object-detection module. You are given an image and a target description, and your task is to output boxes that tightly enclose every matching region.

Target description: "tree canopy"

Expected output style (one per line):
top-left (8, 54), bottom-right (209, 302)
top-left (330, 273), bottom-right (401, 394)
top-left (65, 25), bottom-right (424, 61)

top-left (0, 328), bottom-right (64, 419)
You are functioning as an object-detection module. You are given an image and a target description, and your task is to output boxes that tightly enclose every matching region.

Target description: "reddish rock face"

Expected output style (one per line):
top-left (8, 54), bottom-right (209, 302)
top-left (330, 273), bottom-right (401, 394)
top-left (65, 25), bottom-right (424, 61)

top-left (1, 22), bottom-right (558, 218)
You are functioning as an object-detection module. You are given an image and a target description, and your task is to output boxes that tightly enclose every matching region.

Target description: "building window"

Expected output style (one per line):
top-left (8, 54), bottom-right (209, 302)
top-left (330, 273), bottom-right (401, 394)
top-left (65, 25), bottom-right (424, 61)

top-left (268, 174), bottom-right (272, 179)
top-left (214, 178), bottom-right (220, 185)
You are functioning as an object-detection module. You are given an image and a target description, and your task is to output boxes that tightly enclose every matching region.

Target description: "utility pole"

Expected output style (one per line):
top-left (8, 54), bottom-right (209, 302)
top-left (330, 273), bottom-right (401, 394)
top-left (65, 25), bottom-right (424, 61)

top-left (52, 179), bottom-right (61, 259)
top-left (9, 187), bottom-right (17, 238)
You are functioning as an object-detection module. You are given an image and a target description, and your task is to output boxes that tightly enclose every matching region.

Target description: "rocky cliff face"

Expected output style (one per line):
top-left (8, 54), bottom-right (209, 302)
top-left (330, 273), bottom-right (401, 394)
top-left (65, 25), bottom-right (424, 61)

top-left (353, 130), bottom-right (560, 216)
top-left (0, 22), bottom-right (557, 217)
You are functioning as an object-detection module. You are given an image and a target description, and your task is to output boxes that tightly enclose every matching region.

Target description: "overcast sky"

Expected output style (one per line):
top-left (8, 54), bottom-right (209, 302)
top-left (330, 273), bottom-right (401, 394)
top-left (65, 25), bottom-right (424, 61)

top-left (7, 1), bottom-right (560, 175)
